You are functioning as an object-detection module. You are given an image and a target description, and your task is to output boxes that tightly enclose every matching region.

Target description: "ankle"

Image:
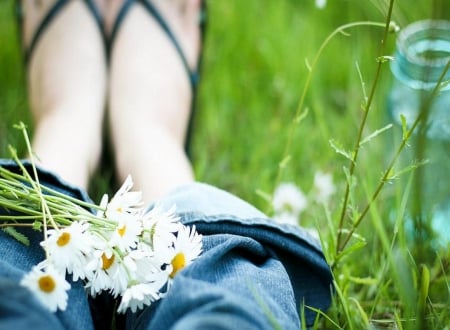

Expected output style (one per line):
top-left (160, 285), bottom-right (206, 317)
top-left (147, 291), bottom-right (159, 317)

top-left (31, 112), bottom-right (103, 188)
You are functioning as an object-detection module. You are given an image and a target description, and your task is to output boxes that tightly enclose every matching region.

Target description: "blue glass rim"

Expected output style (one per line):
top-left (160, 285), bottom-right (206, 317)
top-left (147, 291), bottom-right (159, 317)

top-left (390, 19), bottom-right (450, 89)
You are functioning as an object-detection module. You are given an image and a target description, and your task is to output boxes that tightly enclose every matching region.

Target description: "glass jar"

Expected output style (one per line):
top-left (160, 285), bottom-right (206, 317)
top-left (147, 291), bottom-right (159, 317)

top-left (387, 19), bottom-right (450, 248)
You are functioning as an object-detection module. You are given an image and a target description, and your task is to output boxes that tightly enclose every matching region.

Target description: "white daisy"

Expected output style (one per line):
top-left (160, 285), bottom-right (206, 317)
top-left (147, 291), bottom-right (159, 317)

top-left (273, 182), bottom-right (308, 216)
top-left (123, 249), bottom-right (165, 285)
top-left (104, 175), bottom-right (143, 220)
top-left (41, 221), bottom-right (95, 281)
top-left (85, 247), bottom-right (117, 296)
top-left (117, 282), bottom-right (161, 314)
top-left (97, 193), bottom-right (109, 217)
top-left (109, 213), bottom-right (143, 252)
top-left (20, 262), bottom-right (70, 312)
top-left (156, 224), bottom-right (202, 279)
top-left (141, 204), bottom-right (180, 248)
top-left (313, 171), bottom-right (336, 204)
top-left (107, 259), bottom-right (131, 298)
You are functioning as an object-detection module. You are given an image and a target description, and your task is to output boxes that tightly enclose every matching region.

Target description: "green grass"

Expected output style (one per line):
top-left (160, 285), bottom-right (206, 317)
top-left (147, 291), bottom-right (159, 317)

top-left (1, 0), bottom-right (449, 328)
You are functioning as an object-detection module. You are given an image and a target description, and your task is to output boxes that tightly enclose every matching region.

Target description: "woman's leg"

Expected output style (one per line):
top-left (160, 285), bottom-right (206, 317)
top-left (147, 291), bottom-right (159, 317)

top-left (0, 1), bottom-right (109, 327)
top-left (107, 0), bottom-right (201, 204)
top-left (22, 0), bottom-right (107, 189)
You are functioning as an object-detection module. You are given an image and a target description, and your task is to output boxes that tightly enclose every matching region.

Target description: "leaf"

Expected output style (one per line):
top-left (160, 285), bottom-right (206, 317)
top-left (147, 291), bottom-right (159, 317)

top-left (32, 221), bottom-right (42, 231)
top-left (329, 139), bottom-right (354, 162)
top-left (255, 189), bottom-right (272, 204)
top-left (304, 58), bottom-right (312, 72)
top-left (339, 229), bottom-right (366, 243)
top-left (418, 264), bottom-right (430, 311)
top-left (2, 227), bottom-right (30, 246)
top-left (332, 280), bottom-right (353, 329)
top-left (376, 55), bottom-right (395, 63)
top-left (335, 239), bottom-right (367, 264)
top-left (294, 107), bottom-right (309, 124)
top-left (439, 79), bottom-right (450, 91)
top-left (338, 29), bottom-right (351, 37)
top-left (348, 202), bottom-right (361, 224)
top-left (355, 61), bottom-right (368, 105)
top-left (400, 114), bottom-right (409, 141)
top-left (385, 167), bottom-right (396, 181)
top-left (394, 310), bottom-right (404, 330)
top-left (278, 155), bottom-right (291, 169)
top-left (342, 166), bottom-right (357, 189)
top-left (359, 124), bottom-right (393, 146)
top-left (13, 121), bottom-right (28, 131)
top-left (349, 297), bottom-right (370, 327)
top-left (388, 158), bottom-right (429, 180)
top-left (348, 276), bottom-right (378, 285)
top-left (305, 306), bottom-right (342, 329)
top-left (7, 145), bottom-right (18, 159)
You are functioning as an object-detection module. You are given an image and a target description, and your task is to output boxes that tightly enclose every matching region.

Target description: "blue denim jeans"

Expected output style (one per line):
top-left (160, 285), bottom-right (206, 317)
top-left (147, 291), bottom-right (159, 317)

top-left (0, 160), bottom-right (333, 329)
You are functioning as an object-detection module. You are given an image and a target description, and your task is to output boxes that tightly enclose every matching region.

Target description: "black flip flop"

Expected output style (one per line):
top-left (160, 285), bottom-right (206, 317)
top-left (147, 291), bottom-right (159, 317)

top-left (15, 0), bottom-right (106, 64)
top-left (108, 0), bottom-right (207, 157)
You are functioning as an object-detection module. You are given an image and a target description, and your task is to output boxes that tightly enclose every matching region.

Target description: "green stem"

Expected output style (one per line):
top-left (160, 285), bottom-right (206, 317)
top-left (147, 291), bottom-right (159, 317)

top-left (14, 124), bottom-right (59, 258)
top-left (0, 223), bottom-right (35, 228)
top-left (335, 0), bottom-right (395, 254)
top-left (337, 59), bottom-right (450, 254)
top-left (0, 158), bottom-right (103, 212)
top-left (268, 21), bottom-right (387, 215)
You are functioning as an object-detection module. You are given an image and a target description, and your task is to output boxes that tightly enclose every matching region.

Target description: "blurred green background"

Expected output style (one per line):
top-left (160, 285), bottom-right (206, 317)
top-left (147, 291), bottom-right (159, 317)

top-left (1, 0), bottom-right (447, 205)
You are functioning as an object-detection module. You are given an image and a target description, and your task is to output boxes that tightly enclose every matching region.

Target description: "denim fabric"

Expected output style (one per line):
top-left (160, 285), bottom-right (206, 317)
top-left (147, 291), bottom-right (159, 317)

top-left (0, 160), bottom-right (333, 329)
top-left (128, 183), bottom-right (333, 330)
top-left (0, 160), bottom-right (95, 330)
top-left (0, 229), bottom-right (95, 330)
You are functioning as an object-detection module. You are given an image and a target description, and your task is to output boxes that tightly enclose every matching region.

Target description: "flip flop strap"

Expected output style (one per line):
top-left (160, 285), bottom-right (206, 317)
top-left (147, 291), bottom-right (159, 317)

top-left (108, 0), bottom-right (198, 93)
top-left (19, 0), bottom-right (105, 64)
top-left (107, 0), bottom-right (207, 157)
top-left (108, 0), bottom-right (134, 57)
top-left (140, 0), bottom-right (198, 91)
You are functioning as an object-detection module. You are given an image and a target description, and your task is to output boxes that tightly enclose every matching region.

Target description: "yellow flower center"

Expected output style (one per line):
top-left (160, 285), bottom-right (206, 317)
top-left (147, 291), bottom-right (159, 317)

top-left (101, 253), bottom-right (115, 270)
top-left (56, 232), bottom-right (71, 247)
top-left (117, 225), bottom-right (127, 237)
top-left (38, 275), bottom-right (56, 293)
top-left (170, 253), bottom-right (186, 278)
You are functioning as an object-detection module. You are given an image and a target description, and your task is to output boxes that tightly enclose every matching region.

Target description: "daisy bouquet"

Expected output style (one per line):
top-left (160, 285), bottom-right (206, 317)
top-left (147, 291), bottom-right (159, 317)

top-left (0, 123), bottom-right (202, 313)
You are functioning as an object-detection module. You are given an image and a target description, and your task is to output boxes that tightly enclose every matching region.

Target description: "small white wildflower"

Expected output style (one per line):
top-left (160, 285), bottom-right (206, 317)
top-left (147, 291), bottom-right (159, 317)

top-left (389, 21), bottom-right (400, 33)
top-left (273, 211), bottom-right (299, 226)
top-left (273, 182), bottom-right (308, 216)
top-left (305, 228), bottom-right (320, 241)
top-left (20, 262), bottom-right (70, 312)
top-left (313, 171), bottom-right (336, 203)
top-left (315, 0), bottom-right (327, 9)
